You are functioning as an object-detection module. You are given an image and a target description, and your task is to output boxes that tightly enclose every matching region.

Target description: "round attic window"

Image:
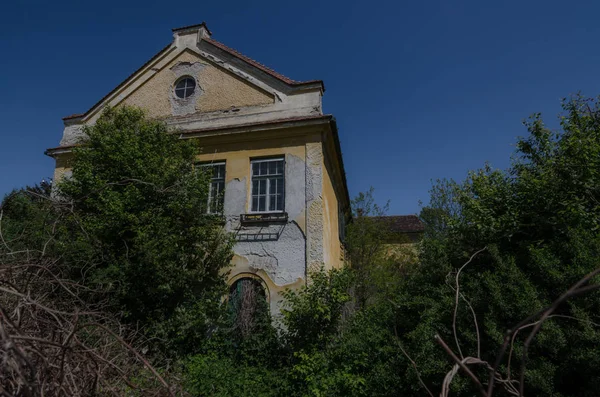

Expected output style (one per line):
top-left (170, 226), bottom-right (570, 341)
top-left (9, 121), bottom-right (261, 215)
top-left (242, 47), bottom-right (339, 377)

top-left (174, 77), bottom-right (196, 99)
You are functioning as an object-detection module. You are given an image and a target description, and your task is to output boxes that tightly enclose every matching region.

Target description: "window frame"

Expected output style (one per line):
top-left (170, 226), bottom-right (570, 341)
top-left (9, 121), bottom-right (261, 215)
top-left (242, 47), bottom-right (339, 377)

top-left (174, 76), bottom-right (196, 99)
top-left (198, 161), bottom-right (226, 215)
top-left (249, 157), bottom-right (285, 214)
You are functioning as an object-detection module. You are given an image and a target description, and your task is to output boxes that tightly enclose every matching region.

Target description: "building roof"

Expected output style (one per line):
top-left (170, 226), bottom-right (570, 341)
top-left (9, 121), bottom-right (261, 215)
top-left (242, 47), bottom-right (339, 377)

top-left (203, 37), bottom-right (324, 88)
top-left (172, 22), bottom-right (212, 35)
top-left (371, 215), bottom-right (425, 233)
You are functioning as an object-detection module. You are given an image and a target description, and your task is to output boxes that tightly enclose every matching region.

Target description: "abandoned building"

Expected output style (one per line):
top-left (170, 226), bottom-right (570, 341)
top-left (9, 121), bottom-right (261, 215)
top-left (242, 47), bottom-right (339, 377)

top-left (45, 23), bottom-right (422, 316)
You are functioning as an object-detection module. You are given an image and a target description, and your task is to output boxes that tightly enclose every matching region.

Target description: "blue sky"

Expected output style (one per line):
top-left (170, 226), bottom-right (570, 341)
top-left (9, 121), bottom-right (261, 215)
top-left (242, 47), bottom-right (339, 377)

top-left (2, 0), bottom-right (600, 215)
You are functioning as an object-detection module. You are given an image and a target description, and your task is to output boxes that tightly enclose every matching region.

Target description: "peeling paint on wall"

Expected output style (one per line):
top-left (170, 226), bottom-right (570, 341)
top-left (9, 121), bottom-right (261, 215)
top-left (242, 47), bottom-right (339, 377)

top-left (305, 141), bottom-right (324, 270)
top-left (122, 50), bottom-right (273, 118)
top-left (169, 62), bottom-right (206, 116)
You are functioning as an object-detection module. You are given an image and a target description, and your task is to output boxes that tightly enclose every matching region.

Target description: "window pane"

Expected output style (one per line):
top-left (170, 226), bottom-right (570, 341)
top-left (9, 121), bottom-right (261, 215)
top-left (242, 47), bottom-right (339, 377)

top-left (259, 179), bottom-right (266, 195)
top-left (269, 178), bottom-right (276, 194)
top-left (198, 162), bottom-right (226, 214)
top-left (216, 181), bottom-right (225, 197)
top-left (250, 158), bottom-right (284, 212)
top-left (275, 194), bottom-right (284, 211)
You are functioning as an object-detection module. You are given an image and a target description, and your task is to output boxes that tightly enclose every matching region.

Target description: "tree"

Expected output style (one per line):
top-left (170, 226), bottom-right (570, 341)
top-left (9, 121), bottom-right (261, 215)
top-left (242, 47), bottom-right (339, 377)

top-left (398, 95), bottom-right (600, 395)
top-left (344, 188), bottom-right (392, 310)
top-left (3, 106), bottom-right (234, 357)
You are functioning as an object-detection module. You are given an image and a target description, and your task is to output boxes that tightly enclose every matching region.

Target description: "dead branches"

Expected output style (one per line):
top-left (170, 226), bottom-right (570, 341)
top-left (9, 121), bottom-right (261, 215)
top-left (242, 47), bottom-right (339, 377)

top-left (0, 254), bottom-right (175, 396)
top-left (436, 249), bottom-right (600, 397)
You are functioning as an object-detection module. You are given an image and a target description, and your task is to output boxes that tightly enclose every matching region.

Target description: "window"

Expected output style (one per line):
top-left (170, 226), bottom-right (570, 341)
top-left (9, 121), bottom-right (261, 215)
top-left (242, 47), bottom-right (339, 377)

top-left (174, 77), bottom-right (196, 99)
top-left (250, 157), bottom-right (284, 213)
top-left (200, 162), bottom-right (225, 214)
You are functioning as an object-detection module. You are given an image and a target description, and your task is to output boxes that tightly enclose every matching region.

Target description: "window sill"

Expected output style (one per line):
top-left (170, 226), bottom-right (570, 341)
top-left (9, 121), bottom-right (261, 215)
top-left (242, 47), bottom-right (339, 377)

top-left (240, 212), bottom-right (288, 225)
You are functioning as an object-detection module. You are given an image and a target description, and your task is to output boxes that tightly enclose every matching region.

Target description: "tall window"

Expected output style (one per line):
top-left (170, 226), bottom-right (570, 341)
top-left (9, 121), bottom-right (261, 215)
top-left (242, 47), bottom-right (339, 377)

top-left (200, 162), bottom-right (226, 214)
top-left (251, 157), bottom-right (284, 213)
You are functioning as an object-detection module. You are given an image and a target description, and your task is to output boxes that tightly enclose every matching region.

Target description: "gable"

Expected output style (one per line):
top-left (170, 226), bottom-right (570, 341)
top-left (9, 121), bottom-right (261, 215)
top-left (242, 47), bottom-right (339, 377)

top-left (122, 49), bottom-right (274, 118)
top-left (55, 24), bottom-right (326, 147)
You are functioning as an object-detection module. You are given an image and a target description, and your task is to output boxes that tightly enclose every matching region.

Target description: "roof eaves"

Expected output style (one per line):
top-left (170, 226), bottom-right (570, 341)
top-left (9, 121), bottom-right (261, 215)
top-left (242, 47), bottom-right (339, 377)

top-left (179, 114), bottom-right (332, 137)
top-left (62, 113), bottom-right (85, 121)
top-left (203, 38), bottom-right (325, 92)
top-left (372, 215), bottom-right (425, 233)
top-left (329, 118), bottom-right (351, 212)
top-left (46, 115), bottom-right (332, 157)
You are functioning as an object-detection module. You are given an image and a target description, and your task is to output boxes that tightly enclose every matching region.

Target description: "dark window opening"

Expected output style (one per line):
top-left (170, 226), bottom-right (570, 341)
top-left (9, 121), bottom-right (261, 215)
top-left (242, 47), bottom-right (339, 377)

top-left (228, 278), bottom-right (268, 337)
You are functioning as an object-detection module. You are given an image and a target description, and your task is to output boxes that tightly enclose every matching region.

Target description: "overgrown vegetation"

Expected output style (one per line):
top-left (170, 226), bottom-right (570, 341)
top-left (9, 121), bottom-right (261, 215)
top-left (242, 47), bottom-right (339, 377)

top-left (2, 97), bottom-right (600, 395)
top-left (0, 107), bottom-right (234, 394)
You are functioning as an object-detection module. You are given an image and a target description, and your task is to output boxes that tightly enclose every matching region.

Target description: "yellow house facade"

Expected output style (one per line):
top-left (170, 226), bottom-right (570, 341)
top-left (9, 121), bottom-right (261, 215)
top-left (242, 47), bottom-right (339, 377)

top-left (45, 23), bottom-right (350, 315)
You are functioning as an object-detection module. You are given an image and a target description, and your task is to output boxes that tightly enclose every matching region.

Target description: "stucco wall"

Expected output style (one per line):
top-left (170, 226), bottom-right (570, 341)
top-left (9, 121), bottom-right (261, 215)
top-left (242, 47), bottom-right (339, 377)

top-left (52, 154), bottom-right (73, 184)
top-left (322, 151), bottom-right (343, 269)
top-left (123, 50), bottom-right (273, 118)
top-left (196, 135), bottom-right (315, 316)
top-left (305, 140), bottom-right (324, 272)
top-left (52, 128), bottom-right (330, 317)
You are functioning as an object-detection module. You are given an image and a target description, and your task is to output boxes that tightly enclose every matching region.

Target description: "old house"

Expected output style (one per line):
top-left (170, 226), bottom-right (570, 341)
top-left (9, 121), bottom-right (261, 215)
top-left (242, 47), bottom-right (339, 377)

top-left (45, 23), bottom-right (350, 315)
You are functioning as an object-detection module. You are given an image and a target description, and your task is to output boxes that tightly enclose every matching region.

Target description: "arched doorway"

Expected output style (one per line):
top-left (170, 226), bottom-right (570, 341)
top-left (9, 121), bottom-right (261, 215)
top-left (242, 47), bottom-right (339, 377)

top-left (228, 277), bottom-right (269, 337)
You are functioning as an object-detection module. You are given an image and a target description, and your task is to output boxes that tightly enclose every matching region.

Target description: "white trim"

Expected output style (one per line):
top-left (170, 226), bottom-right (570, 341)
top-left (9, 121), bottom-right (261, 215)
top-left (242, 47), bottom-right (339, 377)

top-left (250, 157), bottom-right (285, 213)
top-left (250, 157), bottom-right (283, 164)
top-left (199, 161), bottom-right (226, 214)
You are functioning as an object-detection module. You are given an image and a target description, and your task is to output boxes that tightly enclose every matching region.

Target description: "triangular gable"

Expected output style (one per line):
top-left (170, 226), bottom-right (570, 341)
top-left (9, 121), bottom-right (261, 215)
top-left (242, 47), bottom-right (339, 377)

top-left (63, 23), bottom-right (324, 124)
top-left (122, 49), bottom-right (274, 119)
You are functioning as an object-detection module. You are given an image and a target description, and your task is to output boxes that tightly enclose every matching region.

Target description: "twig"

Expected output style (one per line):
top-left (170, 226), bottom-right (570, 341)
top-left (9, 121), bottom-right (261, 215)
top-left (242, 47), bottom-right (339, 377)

top-left (452, 247), bottom-right (487, 359)
top-left (435, 334), bottom-right (488, 397)
top-left (394, 326), bottom-right (434, 397)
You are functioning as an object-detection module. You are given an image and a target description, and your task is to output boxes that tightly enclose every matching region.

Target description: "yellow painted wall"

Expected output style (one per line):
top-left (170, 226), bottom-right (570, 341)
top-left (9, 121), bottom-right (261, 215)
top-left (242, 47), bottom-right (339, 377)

top-left (123, 50), bottom-right (273, 118)
top-left (50, 127), bottom-right (348, 313)
top-left (52, 154), bottom-right (73, 184)
top-left (322, 149), bottom-right (343, 269)
top-left (195, 134), bottom-right (307, 228)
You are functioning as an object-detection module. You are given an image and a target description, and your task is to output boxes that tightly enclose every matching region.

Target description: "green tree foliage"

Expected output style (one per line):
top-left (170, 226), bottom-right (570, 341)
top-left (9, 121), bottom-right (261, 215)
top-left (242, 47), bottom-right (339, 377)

top-left (1, 106), bottom-right (234, 357)
top-left (343, 188), bottom-right (391, 309)
top-left (6, 96), bottom-right (600, 395)
top-left (183, 95), bottom-right (600, 396)
top-left (394, 95), bottom-right (600, 396)
top-left (282, 267), bottom-right (352, 352)
top-left (58, 107), bottom-right (233, 339)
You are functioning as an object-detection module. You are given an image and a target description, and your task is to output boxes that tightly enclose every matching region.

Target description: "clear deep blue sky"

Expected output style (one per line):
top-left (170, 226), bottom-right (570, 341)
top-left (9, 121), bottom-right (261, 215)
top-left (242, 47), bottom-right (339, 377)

top-left (2, 0), bottom-right (600, 215)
